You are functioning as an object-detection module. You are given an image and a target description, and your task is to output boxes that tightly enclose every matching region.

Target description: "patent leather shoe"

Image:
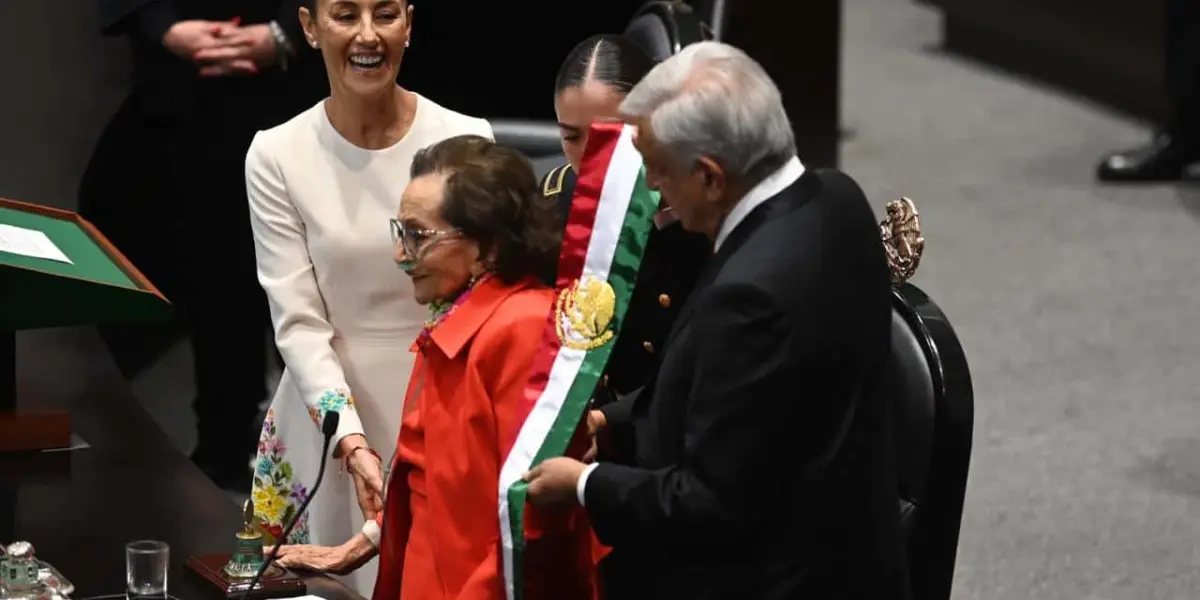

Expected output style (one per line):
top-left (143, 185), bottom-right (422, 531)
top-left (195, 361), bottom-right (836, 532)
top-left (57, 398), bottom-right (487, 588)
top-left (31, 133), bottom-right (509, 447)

top-left (1096, 133), bottom-right (1198, 182)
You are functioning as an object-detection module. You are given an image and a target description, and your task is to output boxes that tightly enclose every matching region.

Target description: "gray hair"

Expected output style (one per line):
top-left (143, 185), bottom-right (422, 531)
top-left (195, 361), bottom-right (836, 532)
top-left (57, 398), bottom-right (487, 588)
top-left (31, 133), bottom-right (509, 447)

top-left (619, 41), bottom-right (796, 185)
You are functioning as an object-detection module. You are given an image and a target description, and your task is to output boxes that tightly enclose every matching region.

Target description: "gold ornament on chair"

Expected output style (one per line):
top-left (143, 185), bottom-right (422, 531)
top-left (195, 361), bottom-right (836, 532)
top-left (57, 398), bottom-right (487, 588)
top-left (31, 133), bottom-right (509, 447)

top-left (880, 197), bottom-right (924, 286)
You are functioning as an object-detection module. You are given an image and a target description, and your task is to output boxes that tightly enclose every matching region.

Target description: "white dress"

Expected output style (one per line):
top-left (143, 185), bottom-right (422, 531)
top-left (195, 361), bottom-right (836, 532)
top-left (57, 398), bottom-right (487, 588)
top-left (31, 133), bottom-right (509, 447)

top-left (245, 95), bottom-right (492, 596)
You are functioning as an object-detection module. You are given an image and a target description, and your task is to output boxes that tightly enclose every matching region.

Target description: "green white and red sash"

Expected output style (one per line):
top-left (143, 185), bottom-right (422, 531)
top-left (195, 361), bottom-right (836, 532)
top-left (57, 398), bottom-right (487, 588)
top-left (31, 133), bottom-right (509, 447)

top-left (498, 121), bottom-right (658, 600)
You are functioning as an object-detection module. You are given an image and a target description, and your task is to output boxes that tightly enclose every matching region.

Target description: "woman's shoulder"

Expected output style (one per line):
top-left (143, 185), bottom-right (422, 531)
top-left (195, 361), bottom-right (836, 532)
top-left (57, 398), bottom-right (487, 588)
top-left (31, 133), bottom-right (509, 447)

top-left (480, 284), bottom-right (555, 337)
top-left (539, 163), bottom-right (576, 199)
top-left (248, 101), bottom-right (326, 160)
top-left (412, 93), bottom-right (493, 141)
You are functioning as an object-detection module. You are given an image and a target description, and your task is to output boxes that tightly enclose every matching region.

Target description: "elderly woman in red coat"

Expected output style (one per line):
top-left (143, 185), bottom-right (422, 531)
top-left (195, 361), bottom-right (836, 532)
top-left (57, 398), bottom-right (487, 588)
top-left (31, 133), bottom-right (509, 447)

top-left (371, 135), bottom-right (597, 600)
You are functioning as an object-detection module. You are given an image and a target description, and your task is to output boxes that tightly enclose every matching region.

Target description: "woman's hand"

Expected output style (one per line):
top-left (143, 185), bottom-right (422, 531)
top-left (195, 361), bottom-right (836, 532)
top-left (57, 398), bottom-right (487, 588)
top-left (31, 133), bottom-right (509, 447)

top-left (339, 434), bottom-right (385, 520)
top-left (267, 534), bottom-right (378, 576)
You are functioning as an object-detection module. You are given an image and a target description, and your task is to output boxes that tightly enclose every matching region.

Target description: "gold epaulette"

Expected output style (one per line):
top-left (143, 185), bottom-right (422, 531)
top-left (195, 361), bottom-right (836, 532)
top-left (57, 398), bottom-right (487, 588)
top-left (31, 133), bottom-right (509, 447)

top-left (542, 164), bottom-right (570, 197)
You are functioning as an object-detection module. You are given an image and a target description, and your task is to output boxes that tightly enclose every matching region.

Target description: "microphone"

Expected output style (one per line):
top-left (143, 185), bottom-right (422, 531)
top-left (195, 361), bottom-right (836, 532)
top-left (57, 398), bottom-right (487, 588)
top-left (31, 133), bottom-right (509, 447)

top-left (239, 410), bottom-right (340, 600)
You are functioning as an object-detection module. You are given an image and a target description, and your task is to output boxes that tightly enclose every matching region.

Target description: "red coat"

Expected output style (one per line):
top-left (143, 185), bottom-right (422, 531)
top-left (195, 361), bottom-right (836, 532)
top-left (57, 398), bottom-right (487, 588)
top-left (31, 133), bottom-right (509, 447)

top-left (372, 277), bottom-right (597, 600)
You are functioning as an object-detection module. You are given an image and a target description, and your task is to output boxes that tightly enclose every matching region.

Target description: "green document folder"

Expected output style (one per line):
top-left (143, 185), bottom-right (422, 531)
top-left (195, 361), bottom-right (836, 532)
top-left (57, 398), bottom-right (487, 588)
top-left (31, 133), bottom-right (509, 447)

top-left (0, 198), bottom-right (171, 331)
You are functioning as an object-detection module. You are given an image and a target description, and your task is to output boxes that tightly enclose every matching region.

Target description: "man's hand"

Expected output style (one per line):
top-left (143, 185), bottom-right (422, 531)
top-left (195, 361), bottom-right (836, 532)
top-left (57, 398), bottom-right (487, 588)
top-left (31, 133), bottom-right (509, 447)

top-left (193, 24), bottom-right (278, 77)
top-left (582, 410), bottom-right (606, 463)
top-left (161, 20), bottom-right (241, 61)
top-left (523, 457), bottom-right (588, 507)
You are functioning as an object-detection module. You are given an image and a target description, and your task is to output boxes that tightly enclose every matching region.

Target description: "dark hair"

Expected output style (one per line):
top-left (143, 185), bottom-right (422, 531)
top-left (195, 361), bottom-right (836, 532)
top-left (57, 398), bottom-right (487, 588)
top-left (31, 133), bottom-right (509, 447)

top-left (409, 135), bottom-right (560, 284)
top-left (554, 34), bottom-right (656, 95)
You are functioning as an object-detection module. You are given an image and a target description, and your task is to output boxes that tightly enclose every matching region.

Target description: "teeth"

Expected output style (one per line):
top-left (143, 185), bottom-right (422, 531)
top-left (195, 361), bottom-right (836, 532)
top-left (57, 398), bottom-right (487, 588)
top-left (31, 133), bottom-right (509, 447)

top-left (350, 55), bottom-right (383, 66)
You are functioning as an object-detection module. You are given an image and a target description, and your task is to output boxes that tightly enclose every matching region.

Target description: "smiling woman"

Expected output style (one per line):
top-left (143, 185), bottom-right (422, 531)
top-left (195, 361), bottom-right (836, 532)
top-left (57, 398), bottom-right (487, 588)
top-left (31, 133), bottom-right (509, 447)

top-left (244, 0), bottom-right (494, 596)
top-left (300, 0), bottom-right (411, 100)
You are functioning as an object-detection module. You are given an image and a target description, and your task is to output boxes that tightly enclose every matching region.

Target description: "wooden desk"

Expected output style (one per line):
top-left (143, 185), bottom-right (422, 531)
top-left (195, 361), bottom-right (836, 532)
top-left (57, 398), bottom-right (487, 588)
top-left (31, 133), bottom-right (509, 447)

top-left (2, 327), bottom-right (362, 600)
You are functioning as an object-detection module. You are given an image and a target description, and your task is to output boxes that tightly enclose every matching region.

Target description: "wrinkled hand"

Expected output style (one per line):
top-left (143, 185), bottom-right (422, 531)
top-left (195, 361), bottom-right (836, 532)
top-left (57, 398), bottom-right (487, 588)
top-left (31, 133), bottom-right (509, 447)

top-left (346, 446), bottom-right (385, 521)
top-left (161, 20), bottom-right (241, 61)
top-left (582, 410), bottom-right (606, 463)
top-left (266, 534), bottom-right (377, 576)
top-left (523, 457), bottom-right (588, 507)
top-left (193, 24), bottom-right (277, 77)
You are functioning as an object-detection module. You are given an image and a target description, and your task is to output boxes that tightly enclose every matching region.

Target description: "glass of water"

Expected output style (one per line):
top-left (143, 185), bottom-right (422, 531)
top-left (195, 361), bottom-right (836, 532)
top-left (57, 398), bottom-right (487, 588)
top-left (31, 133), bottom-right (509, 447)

top-left (125, 540), bottom-right (169, 598)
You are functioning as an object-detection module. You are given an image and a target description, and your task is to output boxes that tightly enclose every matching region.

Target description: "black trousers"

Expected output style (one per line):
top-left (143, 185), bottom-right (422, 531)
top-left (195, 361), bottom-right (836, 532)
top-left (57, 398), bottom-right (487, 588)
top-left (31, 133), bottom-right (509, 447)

top-left (79, 92), bottom-right (268, 459)
top-left (1166, 0), bottom-right (1200, 142)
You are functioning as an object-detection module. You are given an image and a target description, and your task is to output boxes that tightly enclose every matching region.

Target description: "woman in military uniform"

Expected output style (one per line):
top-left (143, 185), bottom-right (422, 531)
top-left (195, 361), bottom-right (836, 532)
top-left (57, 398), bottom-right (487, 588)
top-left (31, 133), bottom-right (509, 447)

top-left (542, 34), bottom-right (712, 463)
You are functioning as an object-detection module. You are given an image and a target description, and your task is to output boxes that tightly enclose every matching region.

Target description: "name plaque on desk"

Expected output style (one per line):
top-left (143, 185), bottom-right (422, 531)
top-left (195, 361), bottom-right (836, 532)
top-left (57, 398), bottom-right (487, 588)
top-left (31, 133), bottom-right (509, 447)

top-left (185, 501), bottom-right (305, 600)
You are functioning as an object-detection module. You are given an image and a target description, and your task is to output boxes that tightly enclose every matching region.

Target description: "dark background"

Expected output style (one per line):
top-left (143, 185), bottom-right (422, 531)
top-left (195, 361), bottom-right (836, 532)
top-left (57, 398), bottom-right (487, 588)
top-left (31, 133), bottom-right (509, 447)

top-left (0, 0), bottom-right (649, 212)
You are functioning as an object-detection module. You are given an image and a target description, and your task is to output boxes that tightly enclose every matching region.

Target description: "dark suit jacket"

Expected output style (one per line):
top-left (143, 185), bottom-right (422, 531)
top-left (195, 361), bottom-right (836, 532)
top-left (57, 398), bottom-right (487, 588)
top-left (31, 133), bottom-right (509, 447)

top-left (98, 0), bottom-right (325, 123)
top-left (538, 164), bottom-right (711, 463)
top-left (583, 168), bottom-right (911, 600)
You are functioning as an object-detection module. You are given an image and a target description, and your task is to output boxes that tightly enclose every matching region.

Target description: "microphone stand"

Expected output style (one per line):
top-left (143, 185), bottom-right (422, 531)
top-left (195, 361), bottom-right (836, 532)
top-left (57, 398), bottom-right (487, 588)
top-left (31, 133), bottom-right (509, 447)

top-left (239, 411), bottom-right (340, 600)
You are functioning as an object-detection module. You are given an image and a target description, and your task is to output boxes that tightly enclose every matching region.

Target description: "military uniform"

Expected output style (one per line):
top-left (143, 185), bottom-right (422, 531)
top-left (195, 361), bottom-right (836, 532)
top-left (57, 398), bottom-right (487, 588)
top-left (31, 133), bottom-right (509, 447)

top-left (539, 164), bottom-right (711, 463)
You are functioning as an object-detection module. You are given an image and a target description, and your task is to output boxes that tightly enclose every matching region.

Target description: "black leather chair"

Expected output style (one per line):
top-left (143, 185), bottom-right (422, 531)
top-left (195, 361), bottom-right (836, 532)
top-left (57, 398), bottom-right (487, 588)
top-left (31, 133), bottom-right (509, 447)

top-left (881, 199), bottom-right (974, 600)
top-left (624, 0), bottom-right (710, 62)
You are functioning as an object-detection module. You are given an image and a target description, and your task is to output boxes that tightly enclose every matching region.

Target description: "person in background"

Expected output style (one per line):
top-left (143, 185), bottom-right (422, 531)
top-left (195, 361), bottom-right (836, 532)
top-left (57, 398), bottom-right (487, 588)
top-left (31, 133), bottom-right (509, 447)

top-left (244, 0), bottom-right (492, 595)
top-left (541, 34), bottom-right (711, 465)
top-left (1097, 0), bottom-right (1200, 181)
top-left (86, 0), bottom-right (327, 489)
top-left (524, 42), bottom-right (910, 600)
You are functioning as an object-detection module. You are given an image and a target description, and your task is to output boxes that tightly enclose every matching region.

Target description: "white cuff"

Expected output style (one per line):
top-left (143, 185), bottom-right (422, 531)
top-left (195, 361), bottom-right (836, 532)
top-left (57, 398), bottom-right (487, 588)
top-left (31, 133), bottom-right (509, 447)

top-left (576, 463), bottom-right (600, 507)
top-left (362, 519), bottom-right (381, 547)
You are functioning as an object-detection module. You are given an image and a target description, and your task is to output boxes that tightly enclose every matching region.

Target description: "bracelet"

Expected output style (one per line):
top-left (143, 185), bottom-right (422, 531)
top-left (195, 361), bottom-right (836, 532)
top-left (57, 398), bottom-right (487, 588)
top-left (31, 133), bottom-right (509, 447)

top-left (342, 446), bottom-right (381, 475)
top-left (268, 20), bottom-right (293, 71)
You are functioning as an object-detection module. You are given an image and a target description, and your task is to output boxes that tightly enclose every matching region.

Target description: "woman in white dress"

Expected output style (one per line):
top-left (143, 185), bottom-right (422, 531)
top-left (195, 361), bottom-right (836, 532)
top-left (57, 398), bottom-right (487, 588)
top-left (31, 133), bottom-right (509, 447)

top-left (244, 0), bottom-right (490, 594)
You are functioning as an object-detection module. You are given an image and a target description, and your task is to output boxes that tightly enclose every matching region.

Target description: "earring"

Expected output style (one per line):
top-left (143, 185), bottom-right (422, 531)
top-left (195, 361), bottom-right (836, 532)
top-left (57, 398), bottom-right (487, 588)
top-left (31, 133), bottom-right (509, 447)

top-left (404, 40), bottom-right (410, 47)
top-left (310, 41), bottom-right (318, 48)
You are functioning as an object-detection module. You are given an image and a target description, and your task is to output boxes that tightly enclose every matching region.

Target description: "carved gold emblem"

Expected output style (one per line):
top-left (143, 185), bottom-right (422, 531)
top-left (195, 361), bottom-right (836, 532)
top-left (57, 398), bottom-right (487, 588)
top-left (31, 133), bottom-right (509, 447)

top-left (880, 197), bottom-right (925, 286)
top-left (555, 276), bottom-right (617, 350)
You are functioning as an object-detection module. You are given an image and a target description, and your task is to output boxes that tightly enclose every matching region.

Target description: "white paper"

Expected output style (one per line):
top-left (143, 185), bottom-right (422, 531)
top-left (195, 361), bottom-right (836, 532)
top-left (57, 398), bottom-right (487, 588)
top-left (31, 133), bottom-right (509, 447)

top-left (0, 223), bottom-right (72, 264)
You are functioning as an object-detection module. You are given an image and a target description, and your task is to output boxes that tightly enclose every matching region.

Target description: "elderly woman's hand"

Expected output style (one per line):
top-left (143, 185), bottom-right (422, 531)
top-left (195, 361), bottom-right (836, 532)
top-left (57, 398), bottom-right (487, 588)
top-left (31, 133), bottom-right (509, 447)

top-left (266, 534), bottom-right (377, 576)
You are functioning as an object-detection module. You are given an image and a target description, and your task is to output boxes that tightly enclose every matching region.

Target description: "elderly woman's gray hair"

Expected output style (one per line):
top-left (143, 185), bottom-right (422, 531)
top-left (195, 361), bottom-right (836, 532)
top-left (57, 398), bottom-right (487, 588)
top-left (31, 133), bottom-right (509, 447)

top-left (619, 41), bottom-right (796, 185)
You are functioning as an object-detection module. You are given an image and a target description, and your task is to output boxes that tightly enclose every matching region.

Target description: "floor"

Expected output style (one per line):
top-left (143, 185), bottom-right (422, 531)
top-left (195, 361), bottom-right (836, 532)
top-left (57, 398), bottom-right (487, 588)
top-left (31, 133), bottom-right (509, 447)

top-left (125, 1), bottom-right (1200, 599)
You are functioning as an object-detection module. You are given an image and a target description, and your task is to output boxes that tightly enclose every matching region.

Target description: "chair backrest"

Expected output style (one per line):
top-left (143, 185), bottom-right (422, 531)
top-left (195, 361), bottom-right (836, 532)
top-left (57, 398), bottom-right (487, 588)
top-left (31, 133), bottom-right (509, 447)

top-left (880, 198), bottom-right (974, 600)
top-left (624, 0), bottom-right (711, 63)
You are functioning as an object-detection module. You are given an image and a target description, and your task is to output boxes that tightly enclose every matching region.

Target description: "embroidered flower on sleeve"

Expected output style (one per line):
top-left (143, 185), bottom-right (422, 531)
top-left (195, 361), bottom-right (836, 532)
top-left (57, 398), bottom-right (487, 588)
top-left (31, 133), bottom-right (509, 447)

top-left (307, 388), bottom-right (356, 427)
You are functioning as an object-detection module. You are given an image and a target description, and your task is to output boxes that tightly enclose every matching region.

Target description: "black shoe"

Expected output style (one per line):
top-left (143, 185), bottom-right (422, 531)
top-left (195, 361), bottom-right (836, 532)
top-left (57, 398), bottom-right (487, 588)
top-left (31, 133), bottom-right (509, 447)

top-left (191, 444), bottom-right (253, 492)
top-left (1097, 133), bottom-right (1200, 182)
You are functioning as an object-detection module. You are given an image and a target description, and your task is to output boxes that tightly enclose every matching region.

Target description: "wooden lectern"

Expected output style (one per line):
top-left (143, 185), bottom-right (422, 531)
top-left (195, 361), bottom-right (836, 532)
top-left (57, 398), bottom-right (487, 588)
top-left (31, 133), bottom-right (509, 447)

top-left (0, 197), bottom-right (170, 451)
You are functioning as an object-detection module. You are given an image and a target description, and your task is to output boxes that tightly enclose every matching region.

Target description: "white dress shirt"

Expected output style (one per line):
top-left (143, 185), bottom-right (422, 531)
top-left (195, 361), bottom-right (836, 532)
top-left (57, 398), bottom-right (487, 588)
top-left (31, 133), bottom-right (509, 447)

top-left (713, 156), bottom-right (806, 251)
top-left (575, 155), bottom-right (807, 507)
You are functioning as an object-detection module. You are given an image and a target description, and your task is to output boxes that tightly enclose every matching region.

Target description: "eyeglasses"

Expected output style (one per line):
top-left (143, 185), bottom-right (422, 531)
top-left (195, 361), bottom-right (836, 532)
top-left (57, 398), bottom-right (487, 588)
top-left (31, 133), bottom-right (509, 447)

top-left (390, 218), bottom-right (461, 263)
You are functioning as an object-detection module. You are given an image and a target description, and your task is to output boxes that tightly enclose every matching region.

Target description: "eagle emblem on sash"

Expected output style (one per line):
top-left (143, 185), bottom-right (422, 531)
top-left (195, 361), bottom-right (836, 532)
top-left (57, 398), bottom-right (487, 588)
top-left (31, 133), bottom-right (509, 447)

top-left (555, 276), bottom-right (617, 350)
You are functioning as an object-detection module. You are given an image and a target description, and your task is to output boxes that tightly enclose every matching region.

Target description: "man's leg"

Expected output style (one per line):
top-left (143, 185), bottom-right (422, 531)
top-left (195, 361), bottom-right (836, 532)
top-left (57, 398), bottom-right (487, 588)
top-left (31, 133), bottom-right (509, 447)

top-left (1098, 0), bottom-right (1200, 182)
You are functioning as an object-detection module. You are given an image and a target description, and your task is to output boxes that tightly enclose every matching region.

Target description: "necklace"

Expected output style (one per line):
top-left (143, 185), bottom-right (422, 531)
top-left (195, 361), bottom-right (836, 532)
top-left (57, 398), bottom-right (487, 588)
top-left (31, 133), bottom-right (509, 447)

top-left (417, 273), bottom-right (490, 346)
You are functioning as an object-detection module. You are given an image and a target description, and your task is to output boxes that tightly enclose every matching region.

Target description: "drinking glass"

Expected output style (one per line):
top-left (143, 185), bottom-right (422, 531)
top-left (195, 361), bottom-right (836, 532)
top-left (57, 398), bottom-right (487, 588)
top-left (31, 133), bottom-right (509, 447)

top-left (125, 540), bottom-right (168, 598)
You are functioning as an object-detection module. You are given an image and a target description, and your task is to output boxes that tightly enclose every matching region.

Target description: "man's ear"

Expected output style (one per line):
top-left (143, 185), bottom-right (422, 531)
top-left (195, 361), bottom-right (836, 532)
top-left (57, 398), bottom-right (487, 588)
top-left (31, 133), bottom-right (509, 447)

top-left (697, 156), bottom-right (726, 200)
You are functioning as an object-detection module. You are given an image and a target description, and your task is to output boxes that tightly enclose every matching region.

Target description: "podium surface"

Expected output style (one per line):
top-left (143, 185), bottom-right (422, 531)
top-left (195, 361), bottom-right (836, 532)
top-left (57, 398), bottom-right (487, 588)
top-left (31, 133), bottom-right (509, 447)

top-left (0, 197), bottom-right (171, 450)
top-left (0, 198), bottom-right (168, 331)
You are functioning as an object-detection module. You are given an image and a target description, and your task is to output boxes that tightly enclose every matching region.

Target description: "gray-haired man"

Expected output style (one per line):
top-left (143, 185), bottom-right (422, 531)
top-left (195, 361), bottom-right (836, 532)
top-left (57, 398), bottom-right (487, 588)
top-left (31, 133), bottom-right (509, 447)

top-left (524, 41), bottom-right (910, 600)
